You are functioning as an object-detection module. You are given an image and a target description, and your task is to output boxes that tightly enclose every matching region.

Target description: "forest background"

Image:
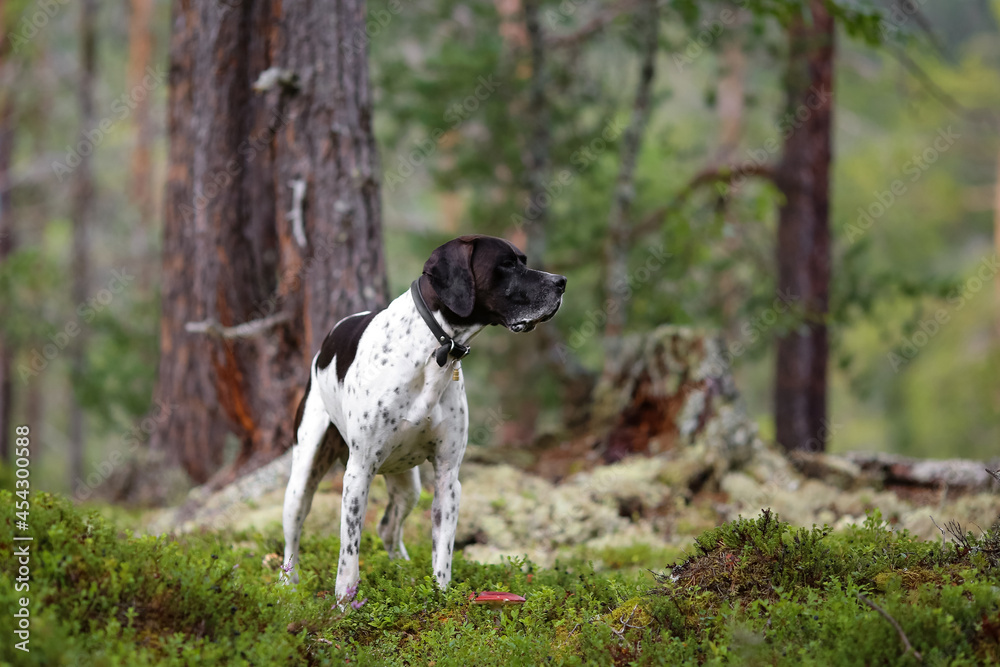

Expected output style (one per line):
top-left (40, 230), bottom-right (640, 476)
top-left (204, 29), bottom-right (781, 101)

top-left (0, 0), bottom-right (998, 499)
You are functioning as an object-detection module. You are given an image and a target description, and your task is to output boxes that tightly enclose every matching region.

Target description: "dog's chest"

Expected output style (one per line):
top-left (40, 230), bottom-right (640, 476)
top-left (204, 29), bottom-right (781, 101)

top-left (338, 380), bottom-right (463, 476)
top-left (374, 418), bottom-right (440, 474)
top-left (317, 296), bottom-right (469, 476)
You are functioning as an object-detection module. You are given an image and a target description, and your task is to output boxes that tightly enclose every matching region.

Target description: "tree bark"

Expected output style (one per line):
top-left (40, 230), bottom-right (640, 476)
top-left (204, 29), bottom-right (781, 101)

top-left (152, 0), bottom-right (387, 486)
top-left (773, 0), bottom-right (834, 452)
top-left (69, 0), bottom-right (97, 487)
top-left (602, 0), bottom-right (658, 375)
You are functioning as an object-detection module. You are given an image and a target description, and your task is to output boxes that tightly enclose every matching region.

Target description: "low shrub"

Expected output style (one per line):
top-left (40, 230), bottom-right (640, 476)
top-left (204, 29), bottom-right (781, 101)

top-left (1, 494), bottom-right (997, 666)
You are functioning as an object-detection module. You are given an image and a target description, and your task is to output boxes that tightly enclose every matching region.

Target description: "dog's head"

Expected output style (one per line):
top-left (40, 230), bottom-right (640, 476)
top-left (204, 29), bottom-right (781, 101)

top-left (423, 235), bottom-right (566, 332)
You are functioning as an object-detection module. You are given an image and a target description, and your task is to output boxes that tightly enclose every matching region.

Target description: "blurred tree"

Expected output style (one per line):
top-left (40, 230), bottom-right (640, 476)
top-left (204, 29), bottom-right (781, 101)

top-left (772, 0), bottom-right (834, 453)
top-left (0, 0), bottom-right (14, 462)
top-left (602, 0), bottom-right (658, 375)
top-left (69, 0), bottom-right (97, 486)
top-left (126, 0), bottom-right (155, 288)
top-left (995, 143), bottom-right (1000, 339)
top-left (151, 0), bottom-right (387, 487)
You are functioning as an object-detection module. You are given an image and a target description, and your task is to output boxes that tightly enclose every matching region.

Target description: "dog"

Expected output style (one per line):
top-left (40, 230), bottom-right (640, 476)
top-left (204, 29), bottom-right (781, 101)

top-left (281, 235), bottom-right (566, 602)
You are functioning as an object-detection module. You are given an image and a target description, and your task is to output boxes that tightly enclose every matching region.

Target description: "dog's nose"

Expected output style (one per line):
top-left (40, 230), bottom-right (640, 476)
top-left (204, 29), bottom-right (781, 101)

top-left (553, 275), bottom-right (567, 294)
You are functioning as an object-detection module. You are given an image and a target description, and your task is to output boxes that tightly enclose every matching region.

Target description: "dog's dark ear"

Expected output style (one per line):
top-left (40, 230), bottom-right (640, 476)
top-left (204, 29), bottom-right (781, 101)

top-left (424, 237), bottom-right (476, 317)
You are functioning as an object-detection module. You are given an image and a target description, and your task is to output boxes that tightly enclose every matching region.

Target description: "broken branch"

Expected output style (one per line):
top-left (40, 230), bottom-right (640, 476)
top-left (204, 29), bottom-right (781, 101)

top-left (185, 311), bottom-right (291, 340)
top-left (628, 162), bottom-right (776, 240)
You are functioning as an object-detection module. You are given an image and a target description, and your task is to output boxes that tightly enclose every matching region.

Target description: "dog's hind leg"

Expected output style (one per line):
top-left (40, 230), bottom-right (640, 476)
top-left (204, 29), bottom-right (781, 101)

top-left (378, 467), bottom-right (421, 560)
top-left (282, 377), bottom-right (342, 585)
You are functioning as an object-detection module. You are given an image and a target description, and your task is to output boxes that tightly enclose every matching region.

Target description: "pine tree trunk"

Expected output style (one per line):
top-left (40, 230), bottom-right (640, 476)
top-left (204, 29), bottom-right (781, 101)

top-left (152, 0), bottom-right (387, 486)
top-left (773, 0), bottom-right (834, 452)
top-left (69, 0), bottom-right (97, 486)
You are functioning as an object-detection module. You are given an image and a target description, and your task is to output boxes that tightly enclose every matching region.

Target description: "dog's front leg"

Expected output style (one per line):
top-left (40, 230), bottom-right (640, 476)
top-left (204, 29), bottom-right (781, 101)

top-left (335, 457), bottom-right (374, 604)
top-left (430, 458), bottom-right (462, 590)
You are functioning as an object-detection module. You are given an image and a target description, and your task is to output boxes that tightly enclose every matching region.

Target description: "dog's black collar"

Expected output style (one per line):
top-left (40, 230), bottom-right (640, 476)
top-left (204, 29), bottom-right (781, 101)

top-left (410, 277), bottom-right (470, 368)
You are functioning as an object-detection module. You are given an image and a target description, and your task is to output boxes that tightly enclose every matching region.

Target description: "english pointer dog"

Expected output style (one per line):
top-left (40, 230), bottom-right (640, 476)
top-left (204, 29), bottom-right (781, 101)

top-left (281, 235), bottom-right (566, 602)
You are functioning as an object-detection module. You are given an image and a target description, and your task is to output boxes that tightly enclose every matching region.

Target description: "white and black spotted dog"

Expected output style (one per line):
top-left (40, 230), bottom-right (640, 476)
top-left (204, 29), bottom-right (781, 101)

top-left (281, 235), bottom-right (566, 602)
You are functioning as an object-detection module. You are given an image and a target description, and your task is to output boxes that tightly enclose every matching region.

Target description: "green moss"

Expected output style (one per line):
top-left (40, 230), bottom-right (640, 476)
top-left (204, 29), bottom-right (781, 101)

top-left (2, 493), bottom-right (998, 666)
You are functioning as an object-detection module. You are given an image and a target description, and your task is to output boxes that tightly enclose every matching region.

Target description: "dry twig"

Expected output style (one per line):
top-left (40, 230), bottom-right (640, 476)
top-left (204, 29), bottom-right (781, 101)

top-left (858, 593), bottom-right (923, 663)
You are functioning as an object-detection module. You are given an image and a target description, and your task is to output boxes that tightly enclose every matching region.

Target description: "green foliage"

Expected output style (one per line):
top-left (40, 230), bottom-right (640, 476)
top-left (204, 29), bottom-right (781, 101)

top-left (3, 494), bottom-right (999, 666)
top-left (71, 297), bottom-right (159, 430)
top-left (368, 0), bottom-right (1000, 460)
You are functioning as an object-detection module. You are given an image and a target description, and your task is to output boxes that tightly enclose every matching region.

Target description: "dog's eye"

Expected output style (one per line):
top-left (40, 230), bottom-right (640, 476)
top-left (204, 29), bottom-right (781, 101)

top-left (501, 258), bottom-right (517, 269)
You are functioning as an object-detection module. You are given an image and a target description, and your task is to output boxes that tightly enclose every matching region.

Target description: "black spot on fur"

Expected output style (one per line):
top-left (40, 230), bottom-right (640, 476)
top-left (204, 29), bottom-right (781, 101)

top-left (316, 311), bottom-right (380, 381)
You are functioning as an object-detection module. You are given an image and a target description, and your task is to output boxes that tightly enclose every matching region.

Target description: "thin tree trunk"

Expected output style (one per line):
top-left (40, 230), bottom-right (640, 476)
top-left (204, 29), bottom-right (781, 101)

top-left (492, 0), bottom-right (550, 447)
top-left (994, 143), bottom-right (1000, 339)
top-left (522, 0), bottom-right (549, 260)
top-left (126, 0), bottom-right (155, 290)
top-left (69, 0), bottom-right (97, 487)
top-left (152, 0), bottom-right (387, 486)
top-left (602, 0), bottom-right (658, 375)
top-left (0, 6), bottom-right (14, 463)
top-left (715, 35), bottom-right (746, 165)
top-left (715, 32), bottom-right (747, 333)
top-left (773, 0), bottom-right (834, 452)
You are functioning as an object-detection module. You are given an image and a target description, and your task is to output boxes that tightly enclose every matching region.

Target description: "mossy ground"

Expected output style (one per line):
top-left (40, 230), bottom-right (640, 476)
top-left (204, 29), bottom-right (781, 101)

top-left (2, 493), bottom-right (999, 666)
